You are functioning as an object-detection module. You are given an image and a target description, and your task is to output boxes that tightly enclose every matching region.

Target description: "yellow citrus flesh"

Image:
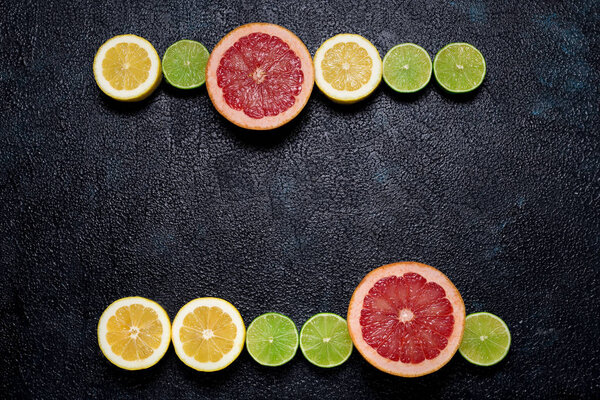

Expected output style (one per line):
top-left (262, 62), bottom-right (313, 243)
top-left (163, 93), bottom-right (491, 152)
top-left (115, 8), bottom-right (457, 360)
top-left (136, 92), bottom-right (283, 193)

top-left (102, 43), bottom-right (151, 90)
top-left (314, 34), bottom-right (382, 104)
top-left (172, 298), bottom-right (245, 372)
top-left (322, 42), bottom-right (373, 91)
top-left (93, 34), bottom-right (161, 102)
top-left (98, 297), bottom-right (171, 370)
top-left (181, 306), bottom-right (236, 362)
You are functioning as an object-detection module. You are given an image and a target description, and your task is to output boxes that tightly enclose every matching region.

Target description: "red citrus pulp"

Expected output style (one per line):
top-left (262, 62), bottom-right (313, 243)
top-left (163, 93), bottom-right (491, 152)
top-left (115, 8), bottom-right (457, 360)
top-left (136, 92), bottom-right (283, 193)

top-left (206, 23), bottom-right (314, 130)
top-left (347, 262), bottom-right (465, 377)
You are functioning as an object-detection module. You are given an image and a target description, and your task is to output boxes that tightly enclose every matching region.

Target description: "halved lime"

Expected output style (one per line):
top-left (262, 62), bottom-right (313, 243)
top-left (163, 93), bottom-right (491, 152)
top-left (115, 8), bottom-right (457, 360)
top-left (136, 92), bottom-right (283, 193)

top-left (299, 313), bottom-right (353, 368)
top-left (433, 43), bottom-right (486, 93)
top-left (245, 313), bottom-right (298, 366)
top-left (162, 40), bottom-right (209, 89)
top-left (459, 312), bottom-right (511, 366)
top-left (383, 43), bottom-right (432, 93)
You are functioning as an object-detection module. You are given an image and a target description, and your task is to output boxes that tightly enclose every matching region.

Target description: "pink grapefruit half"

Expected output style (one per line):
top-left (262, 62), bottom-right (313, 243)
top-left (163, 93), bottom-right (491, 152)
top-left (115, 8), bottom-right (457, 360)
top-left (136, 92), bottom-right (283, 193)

top-left (347, 262), bottom-right (465, 377)
top-left (206, 23), bottom-right (314, 130)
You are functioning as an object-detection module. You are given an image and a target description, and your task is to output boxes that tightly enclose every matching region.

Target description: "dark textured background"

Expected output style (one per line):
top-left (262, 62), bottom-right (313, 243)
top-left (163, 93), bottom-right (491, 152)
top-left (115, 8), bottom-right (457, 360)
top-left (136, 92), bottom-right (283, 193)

top-left (1, 0), bottom-right (599, 398)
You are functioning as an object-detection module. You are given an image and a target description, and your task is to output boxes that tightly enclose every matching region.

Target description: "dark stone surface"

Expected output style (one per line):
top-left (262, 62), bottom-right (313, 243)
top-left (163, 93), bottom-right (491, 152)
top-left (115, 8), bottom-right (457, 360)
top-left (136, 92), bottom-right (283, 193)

top-left (1, 0), bottom-right (599, 398)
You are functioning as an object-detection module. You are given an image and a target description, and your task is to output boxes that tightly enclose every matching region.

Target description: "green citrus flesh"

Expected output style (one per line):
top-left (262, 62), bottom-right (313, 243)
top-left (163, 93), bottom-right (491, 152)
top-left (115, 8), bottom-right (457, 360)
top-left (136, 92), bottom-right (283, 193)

top-left (459, 312), bottom-right (511, 366)
top-left (300, 313), bottom-right (353, 368)
top-left (383, 43), bottom-right (432, 93)
top-left (245, 313), bottom-right (298, 367)
top-left (162, 40), bottom-right (209, 89)
top-left (433, 43), bottom-right (486, 93)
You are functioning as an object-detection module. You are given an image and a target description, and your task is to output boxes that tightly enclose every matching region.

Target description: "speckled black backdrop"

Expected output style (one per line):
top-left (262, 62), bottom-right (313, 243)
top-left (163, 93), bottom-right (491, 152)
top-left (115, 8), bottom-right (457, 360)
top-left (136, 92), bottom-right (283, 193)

top-left (1, 0), bottom-right (599, 398)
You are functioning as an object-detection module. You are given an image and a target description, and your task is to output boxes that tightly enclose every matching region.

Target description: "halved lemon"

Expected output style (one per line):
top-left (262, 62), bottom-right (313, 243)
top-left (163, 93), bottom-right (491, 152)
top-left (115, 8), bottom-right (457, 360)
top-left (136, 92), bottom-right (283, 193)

top-left (97, 297), bottom-right (171, 370)
top-left (93, 34), bottom-right (162, 101)
top-left (314, 34), bottom-right (382, 104)
top-left (171, 297), bottom-right (245, 372)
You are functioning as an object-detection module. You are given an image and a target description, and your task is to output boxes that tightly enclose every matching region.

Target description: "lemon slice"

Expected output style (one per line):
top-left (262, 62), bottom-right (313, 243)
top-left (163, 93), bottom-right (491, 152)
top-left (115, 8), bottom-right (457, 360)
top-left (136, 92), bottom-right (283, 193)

top-left (97, 297), bottom-right (171, 370)
top-left (93, 34), bottom-right (162, 102)
top-left (314, 34), bottom-right (382, 104)
top-left (171, 297), bottom-right (245, 372)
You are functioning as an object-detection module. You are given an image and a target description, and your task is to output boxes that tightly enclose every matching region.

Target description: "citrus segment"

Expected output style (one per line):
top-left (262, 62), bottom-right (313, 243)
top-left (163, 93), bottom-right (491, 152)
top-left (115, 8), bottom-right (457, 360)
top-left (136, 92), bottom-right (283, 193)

top-left (322, 42), bottom-right (373, 91)
top-left (314, 34), bottom-right (382, 103)
top-left (459, 312), bottom-right (511, 366)
top-left (206, 23), bottom-right (314, 130)
top-left (433, 43), bottom-right (486, 93)
top-left (217, 33), bottom-right (303, 118)
top-left (97, 297), bottom-right (171, 370)
top-left (348, 262), bottom-right (465, 377)
top-left (93, 34), bottom-right (162, 101)
top-left (246, 313), bottom-right (299, 366)
top-left (300, 313), bottom-right (353, 368)
top-left (162, 40), bottom-right (209, 89)
top-left (383, 43), bottom-right (432, 93)
top-left (171, 297), bottom-right (245, 372)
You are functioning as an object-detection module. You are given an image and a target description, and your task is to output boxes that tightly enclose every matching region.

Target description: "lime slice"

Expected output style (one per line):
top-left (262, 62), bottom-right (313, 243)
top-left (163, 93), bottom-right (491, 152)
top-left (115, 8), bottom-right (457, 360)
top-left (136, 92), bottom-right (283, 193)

top-left (299, 313), bottom-right (353, 368)
top-left (433, 43), bottom-right (486, 93)
top-left (459, 312), bottom-right (511, 366)
top-left (245, 313), bottom-right (298, 366)
top-left (162, 40), bottom-right (209, 89)
top-left (383, 43), bottom-right (432, 93)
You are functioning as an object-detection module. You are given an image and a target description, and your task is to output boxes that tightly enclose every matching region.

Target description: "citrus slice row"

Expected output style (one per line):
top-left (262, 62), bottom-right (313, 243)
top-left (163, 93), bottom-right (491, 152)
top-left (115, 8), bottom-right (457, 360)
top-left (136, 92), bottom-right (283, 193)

top-left (93, 34), bottom-right (162, 101)
top-left (97, 296), bottom-right (171, 370)
top-left (171, 297), bottom-right (245, 372)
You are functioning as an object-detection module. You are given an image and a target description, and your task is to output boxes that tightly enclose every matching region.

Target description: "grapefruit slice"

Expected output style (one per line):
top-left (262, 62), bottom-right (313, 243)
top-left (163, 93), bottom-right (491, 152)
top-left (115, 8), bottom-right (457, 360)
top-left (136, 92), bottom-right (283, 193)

top-left (347, 262), bottom-right (465, 377)
top-left (206, 23), bottom-right (314, 130)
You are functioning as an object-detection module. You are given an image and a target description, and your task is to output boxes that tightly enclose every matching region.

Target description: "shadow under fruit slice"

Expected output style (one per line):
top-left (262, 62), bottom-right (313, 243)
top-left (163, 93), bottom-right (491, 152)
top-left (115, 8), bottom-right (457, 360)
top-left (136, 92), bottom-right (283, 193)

top-left (206, 23), bottom-right (314, 130)
top-left (347, 262), bottom-right (465, 377)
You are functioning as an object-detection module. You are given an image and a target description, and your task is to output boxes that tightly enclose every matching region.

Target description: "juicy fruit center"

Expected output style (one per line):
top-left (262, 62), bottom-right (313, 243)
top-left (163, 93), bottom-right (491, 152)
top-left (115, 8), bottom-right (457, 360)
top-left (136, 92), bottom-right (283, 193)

top-left (217, 32), bottom-right (304, 119)
top-left (180, 306), bottom-right (237, 363)
top-left (300, 315), bottom-right (353, 367)
top-left (322, 42), bottom-right (372, 91)
top-left (384, 46), bottom-right (431, 91)
top-left (102, 43), bottom-right (151, 90)
top-left (106, 304), bottom-right (162, 361)
top-left (435, 45), bottom-right (485, 91)
top-left (360, 273), bottom-right (455, 364)
top-left (247, 315), bottom-right (297, 364)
